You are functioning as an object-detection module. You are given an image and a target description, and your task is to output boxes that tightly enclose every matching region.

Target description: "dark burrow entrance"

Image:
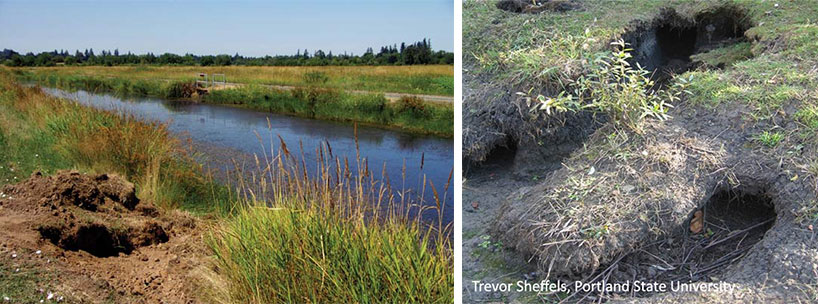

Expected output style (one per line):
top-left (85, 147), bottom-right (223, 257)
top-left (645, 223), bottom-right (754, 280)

top-left (624, 5), bottom-right (753, 80)
top-left (466, 110), bottom-right (602, 179)
top-left (577, 183), bottom-right (776, 298)
top-left (465, 137), bottom-right (517, 175)
top-left (39, 223), bottom-right (134, 258)
top-left (38, 221), bottom-right (169, 258)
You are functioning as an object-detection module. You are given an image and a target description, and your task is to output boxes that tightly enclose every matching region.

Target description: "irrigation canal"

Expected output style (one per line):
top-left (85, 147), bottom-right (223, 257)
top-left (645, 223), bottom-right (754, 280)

top-left (39, 86), bottom-right (454, 225)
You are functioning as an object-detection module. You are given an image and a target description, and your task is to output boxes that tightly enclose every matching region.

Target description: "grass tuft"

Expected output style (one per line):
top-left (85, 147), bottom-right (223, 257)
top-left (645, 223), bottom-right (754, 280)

top-left (204, 127), bottom-right (453, 303)
top-left (754, 130), bottom-right (785, 147)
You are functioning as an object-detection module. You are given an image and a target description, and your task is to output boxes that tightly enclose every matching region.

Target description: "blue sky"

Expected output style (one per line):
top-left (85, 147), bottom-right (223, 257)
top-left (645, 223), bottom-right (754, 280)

top-left (0, 0), bottom-right (453, 57)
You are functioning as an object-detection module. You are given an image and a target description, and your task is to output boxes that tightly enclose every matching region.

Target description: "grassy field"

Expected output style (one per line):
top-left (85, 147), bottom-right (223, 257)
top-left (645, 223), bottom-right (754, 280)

top-left (13, 65), bottom-right (454, 96)
top-left (14, 68), bottom-right (454, 137)
top-left (0, 70), bottom-right (221, 211)
top-left (0, 70), bottom-right (452, 302)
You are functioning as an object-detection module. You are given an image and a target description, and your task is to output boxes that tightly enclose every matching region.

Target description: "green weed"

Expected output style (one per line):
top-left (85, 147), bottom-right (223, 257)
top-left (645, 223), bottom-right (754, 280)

top-left (796, 104), bottom-right (818, 129)
top-left (525, 40), bottom-right (690, 132)
top-left (754, 130), bottom-right (785, 147)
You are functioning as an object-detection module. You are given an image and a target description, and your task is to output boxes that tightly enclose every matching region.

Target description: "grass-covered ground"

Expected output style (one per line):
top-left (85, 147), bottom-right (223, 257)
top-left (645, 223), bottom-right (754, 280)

top-left (13, 65), bottom-right (454, 96)
top-left (0, 70), bottom-right (452, 302)
top-left (0, 69), bottom-right (220, 212)
top-left (464, 0), bottom-right (818, 302)
top-left (14, 68), bottom-right (454, 137)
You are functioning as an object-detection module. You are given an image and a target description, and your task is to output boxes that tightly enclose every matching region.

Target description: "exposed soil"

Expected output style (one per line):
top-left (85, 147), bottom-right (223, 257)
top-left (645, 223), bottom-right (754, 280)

top-left (462, 64), bottom-right (600, 166)
top-left (581, 183), bottom-right (778, 299)
top-left (465, 2), bottom-right (818, 301)
top-left (462, 93), bottom-right (588, 302)
top-left (491, 97), bottom-right (818, 302)
top-left (463, 157), bottom-right (551, 303)
top-left (624, 5), bottom-right (753, 80)
top-left (0, 171), bottom-right (206, 303)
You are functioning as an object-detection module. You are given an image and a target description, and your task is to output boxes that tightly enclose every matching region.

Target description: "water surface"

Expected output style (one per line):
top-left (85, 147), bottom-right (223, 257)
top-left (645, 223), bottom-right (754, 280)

top-left (40, 87), bottom-right (453, 224)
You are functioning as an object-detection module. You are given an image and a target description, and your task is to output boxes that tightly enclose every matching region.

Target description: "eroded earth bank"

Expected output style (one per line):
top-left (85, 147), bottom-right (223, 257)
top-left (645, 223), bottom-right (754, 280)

top-left (464, 0), bottom-right (818, 303)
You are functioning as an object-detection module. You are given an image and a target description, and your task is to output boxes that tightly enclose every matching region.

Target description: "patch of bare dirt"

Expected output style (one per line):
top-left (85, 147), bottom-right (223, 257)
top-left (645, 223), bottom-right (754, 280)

top-left (0, 171), bottom-right (206, 303)
top-left (463, 160), bottom-right (540, 303)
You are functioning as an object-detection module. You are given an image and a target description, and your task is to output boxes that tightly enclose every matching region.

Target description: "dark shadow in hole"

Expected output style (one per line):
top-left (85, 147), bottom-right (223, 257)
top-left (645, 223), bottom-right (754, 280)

top-left (655, 23), bottom-right (698, 66)
top-left (624, 5), bottom-right (753, 81)
top-left (71, 224), bottom-right (134, 257)
top-left (464, 136), bottom-right (517, 175)
top-left (38, 223), bottom-right (135, 258)
top-left (573, 183), bottom-right (776, 299)
top-left (703, 185), bottom-right (776, 239)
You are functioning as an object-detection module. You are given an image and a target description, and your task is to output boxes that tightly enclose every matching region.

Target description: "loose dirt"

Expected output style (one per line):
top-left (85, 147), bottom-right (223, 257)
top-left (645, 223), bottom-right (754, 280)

top-left (0, 171), bottom-right (207, 303)
top-left (463, 160), bottom-right (543, 303)
top-left (462, 108), bottom-right (584, 302)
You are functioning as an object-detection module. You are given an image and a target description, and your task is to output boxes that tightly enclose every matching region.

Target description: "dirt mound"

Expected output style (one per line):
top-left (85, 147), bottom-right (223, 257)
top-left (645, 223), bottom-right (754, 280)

top-left (2, 171), bottom-right (166, 257)
top-left (5, 171), bottom-right (139, 211)
top-left (494, 99), bottom-right (818, 301)
top-left (496, 0), bottom-right (579, 13)
top-left (462, 70), bottom-right (600, 172)
top-left (0, 170), bottom-right (204, 303)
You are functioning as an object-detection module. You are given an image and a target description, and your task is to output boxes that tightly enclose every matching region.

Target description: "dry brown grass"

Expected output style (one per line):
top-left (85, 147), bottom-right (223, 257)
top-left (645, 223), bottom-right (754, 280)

top-left (14, 65), bottom-right (454, 96)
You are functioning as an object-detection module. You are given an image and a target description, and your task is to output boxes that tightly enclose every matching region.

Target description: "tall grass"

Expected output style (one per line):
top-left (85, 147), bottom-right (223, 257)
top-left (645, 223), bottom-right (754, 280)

top-left (13, 65), bottom-right (454, 96)
top-left (1, 68), bottom-right (454, 302)
top-left (0, 69), bottom-right (224, 211)
top-left (205, 126), bottom-right (453, 303)
top-left (20, 72), bottom-right (454, 136)
top-left (23, 72), bottom-right (195, 99)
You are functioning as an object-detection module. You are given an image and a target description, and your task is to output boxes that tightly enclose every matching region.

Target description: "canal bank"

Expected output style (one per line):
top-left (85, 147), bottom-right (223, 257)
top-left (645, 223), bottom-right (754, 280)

top-left (38, 86), bottom-right (454, 225)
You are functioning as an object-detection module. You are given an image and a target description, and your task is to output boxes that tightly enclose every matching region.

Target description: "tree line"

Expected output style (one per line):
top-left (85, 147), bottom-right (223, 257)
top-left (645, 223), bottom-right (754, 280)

top-left (1, 39), bottom-right (453, 67)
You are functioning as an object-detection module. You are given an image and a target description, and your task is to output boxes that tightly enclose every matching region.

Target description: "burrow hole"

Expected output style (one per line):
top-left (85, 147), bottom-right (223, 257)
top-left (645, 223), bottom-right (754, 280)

top-left (624, 5), bottom-right (753, 80)
top-left (39, 223), bottom-right (134, 258)
top-left (466, 137), bottom-right (517, 174)
top-left (585, 183), bottom-right (776, 298)
top-left (38, 222), bottom-right (168, 258)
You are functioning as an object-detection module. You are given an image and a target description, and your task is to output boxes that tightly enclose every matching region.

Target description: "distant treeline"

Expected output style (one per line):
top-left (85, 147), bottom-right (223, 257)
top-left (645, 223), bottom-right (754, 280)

top-left (1, 39), bottom-right (453, 67)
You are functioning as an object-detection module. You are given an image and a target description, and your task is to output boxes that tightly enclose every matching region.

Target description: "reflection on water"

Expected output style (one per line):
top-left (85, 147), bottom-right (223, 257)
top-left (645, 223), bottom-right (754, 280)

top-left (40, 87), bottom-right (453, 224)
